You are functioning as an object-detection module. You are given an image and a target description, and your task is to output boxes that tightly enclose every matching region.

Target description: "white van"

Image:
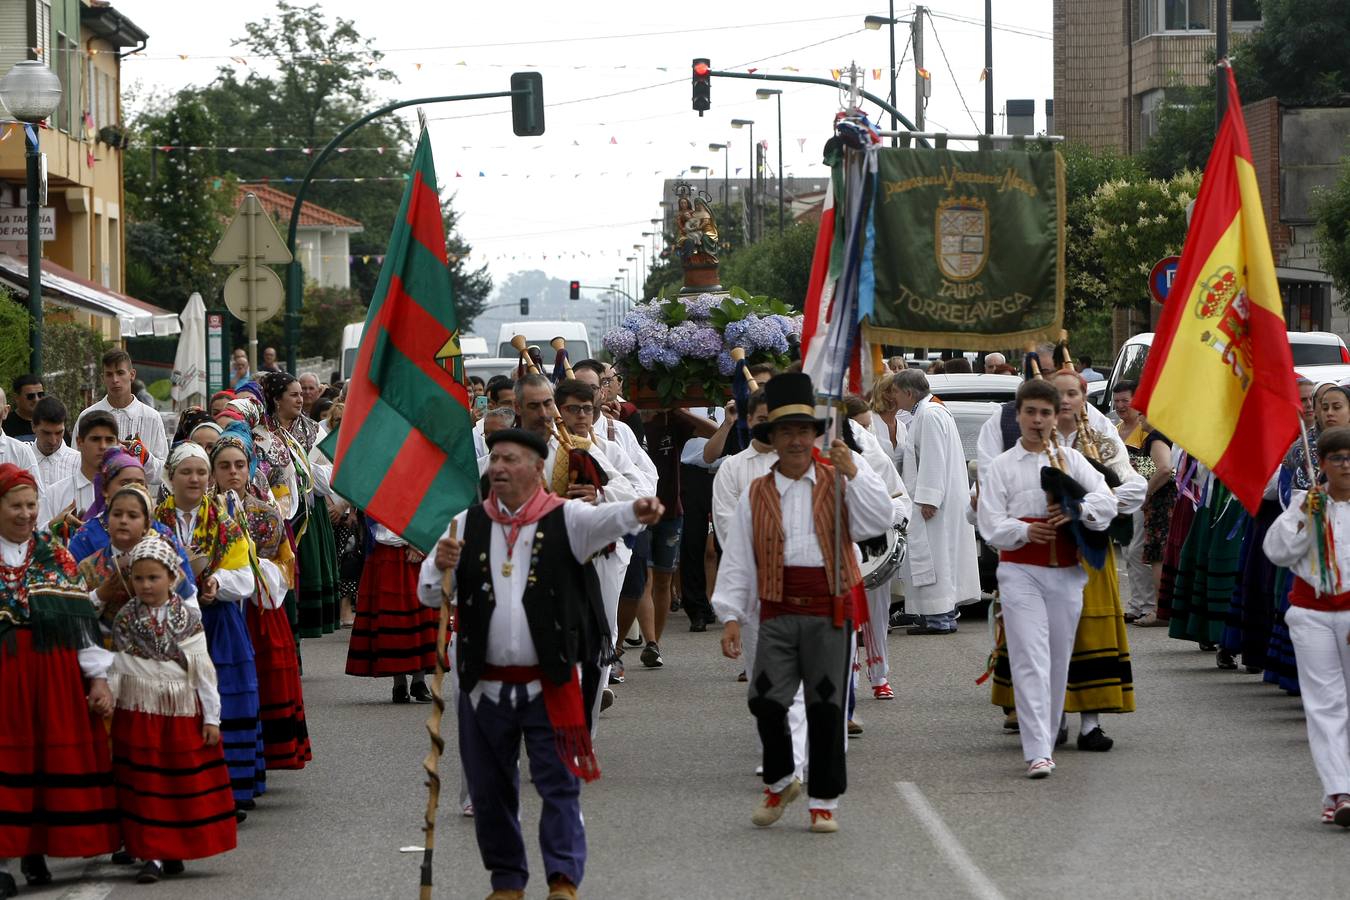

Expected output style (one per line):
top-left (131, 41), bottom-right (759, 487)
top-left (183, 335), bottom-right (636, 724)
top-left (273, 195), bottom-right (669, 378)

top-left (496, 321), bottom-right (590, 362)
top-left (339, 322), bottom-right (364, 381)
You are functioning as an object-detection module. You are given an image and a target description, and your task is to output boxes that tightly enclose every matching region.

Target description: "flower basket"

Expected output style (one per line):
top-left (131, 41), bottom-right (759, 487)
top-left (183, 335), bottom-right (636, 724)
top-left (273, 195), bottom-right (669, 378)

top-left (603, 288), bottom-right (802, 410)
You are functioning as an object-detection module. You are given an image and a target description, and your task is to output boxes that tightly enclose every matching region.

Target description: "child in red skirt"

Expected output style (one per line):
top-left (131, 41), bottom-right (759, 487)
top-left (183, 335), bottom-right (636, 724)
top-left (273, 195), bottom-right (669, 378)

top-left (105, 535), bottom-right (237, 884)
top-left (345, 523), bottom-right (437, 703)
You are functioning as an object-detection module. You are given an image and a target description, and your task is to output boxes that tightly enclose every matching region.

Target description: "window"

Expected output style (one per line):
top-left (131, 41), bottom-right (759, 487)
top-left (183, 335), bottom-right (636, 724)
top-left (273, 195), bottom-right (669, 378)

top-left (1137, 0), bottom-right (1212, 36)
top-left (54, 31), bottom-right (69, 133)
top-left (1232, 0), bottom-right (1262, 24)
top-left (1282, 280), bottom-right (1332, 335)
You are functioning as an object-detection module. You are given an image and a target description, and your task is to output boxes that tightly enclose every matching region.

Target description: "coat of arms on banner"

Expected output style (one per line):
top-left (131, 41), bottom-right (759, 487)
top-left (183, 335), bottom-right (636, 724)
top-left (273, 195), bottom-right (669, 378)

top-left (935, 196), bottom-right (989, 281)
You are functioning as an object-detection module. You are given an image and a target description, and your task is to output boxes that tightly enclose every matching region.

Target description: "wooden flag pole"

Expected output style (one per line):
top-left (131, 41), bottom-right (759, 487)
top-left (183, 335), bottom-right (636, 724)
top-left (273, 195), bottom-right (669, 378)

top-left (420, 520), bottom-right (457, 900)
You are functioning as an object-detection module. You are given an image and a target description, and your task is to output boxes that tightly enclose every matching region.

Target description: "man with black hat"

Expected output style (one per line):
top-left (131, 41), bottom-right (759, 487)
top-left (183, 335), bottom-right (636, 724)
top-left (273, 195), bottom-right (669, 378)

top-left (417, 427), bottom-right (663, 900)
top-left (713, 373), bottom-right (893, 833)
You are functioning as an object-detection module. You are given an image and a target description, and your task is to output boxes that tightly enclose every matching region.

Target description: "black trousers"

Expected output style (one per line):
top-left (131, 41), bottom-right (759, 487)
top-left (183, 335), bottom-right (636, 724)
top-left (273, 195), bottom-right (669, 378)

top-left (678, 463), bottom-right (715, 624)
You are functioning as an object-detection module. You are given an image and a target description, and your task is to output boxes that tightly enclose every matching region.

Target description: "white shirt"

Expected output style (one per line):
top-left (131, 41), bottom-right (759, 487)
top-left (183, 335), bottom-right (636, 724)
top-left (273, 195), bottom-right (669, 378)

top-left (602, 416), bottom-right (657, 495)
top-left (976, 440), bottom-right (1117, 552)
top-left (80, 396), bottom-right (169, 487)
top-left (592, 426), bottom-right (655, 498)
top-left (373, 523), bottom-right (408, 547)
top-left (1263, 491), bottom-right (1350, 590)
top-left (35, 441), bottom-right (78, 492)
top-left (1056, 415), bottom-right (1147, 516)
top-left (542, 436), bottom-right (637, 507)
top-left (712, 443), bottom-right (778, 541)
top-left (416, 499), bottom-right (643, 673)
top-left (0, 535), bottom-right (114, 679)
top-left (40, 469), bottom-right (95, 525)
top-left (0, 435), bottom-right (41, 491)
top-left (851, 420), bottom-right (912, 525)
top-left (710, 458), bottom-right (896, 625)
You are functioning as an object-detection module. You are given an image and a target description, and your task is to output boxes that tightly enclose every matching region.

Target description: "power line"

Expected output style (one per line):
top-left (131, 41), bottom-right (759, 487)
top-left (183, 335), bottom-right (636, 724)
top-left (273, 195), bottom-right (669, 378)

top-left (925, 11), bottom-right (982, 134)
top-left (925, 10), bottom-right (1052, 41)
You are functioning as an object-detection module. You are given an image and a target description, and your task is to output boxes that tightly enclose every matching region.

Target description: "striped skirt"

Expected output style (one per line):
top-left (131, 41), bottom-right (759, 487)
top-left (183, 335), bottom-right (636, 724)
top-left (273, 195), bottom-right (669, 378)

top-left (247, 601), bottom-right (312, 769)
top-left (345, 544), bottom-right (437, 678)
top-left (201, 601), bottom-right (266, 801)
top-left (1168, 485), bottom-right (1245, 645)
top-left (112, 708), bottom-right (237, 861)
top-left (0, 632), bottom-right (120, 857)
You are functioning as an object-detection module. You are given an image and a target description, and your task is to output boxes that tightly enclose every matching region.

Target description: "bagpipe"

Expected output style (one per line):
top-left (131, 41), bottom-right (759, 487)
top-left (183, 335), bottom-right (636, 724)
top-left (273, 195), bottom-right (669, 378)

top-left (510, 334), bottom-right (609, 497)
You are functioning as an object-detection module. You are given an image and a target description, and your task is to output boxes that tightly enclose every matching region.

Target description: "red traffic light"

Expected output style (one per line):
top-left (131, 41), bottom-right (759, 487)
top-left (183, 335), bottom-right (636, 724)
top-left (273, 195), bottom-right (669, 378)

top-left (693, 61), bottom-right (709, 77)
top-left (568, 280), bottom-right (580, 300)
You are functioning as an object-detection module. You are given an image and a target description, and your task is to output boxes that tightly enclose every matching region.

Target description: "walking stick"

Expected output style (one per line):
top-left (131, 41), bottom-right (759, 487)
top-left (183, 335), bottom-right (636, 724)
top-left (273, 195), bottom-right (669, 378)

top-left (420, 521), bottom-right (457, 900)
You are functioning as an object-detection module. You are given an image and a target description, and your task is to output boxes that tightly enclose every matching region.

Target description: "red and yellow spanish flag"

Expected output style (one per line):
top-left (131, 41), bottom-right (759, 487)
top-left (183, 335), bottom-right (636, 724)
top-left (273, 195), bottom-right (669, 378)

top-left (1134, 66), bottom-right (1300, 514)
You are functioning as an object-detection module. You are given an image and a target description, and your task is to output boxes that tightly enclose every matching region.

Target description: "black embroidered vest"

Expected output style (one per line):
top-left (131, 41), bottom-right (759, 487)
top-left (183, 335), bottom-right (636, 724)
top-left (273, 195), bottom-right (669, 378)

top-left (999, 401), bottom-right (1020, 452)
top-left (454, 503), bottom-right (606, 693)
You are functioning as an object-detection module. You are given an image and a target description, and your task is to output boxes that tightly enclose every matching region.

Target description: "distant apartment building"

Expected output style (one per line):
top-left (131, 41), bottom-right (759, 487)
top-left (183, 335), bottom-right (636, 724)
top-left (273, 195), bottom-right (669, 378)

top-left (1054, 0), bottom-right (1264, 153)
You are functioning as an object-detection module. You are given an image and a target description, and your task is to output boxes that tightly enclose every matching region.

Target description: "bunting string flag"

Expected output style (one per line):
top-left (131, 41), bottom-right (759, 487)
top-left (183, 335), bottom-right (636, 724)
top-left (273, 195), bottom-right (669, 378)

top-left (1133, 64), bottom-right (1300, 514)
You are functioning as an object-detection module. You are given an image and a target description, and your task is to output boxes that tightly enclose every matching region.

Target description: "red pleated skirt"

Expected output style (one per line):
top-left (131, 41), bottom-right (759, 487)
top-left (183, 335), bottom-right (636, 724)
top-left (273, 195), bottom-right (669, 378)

top-left (247, 602), bottom-right (312, 769)
top-left (111, 708), bottom-right (237, 861)
top-left (0, 631), bottom-right (120, 858)
top-left (345, 544), bottom-right (437, 677)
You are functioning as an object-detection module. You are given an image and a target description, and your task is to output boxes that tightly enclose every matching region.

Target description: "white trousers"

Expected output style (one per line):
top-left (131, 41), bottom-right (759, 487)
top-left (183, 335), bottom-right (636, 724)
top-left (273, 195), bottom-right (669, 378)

top-left (742, 613), bottom-right (807, 779)
top-left (1123, 510), bottom-right (1154, 617)
top-left (591, 554), bottom-right (628, 731)
top-left (1286, 605), bottom-right (1350, 804)
top-left (999, 563), bottom-right (1086, 762)
top-left (865, 581), bottom-right (893, 685)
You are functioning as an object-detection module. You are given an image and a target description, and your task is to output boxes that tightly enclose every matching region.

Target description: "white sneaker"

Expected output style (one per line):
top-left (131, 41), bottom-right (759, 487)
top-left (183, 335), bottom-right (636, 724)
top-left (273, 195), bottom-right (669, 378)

top-left (1026, 758), bottom-right (1054, 779)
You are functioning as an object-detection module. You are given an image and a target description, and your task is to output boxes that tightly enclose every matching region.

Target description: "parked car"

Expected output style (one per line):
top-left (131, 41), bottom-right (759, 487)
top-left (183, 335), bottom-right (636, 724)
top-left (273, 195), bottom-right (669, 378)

top-left (927, 373), bottom-right (1022, 403)
top-left (1104, 331), bottom-right (1350, 401)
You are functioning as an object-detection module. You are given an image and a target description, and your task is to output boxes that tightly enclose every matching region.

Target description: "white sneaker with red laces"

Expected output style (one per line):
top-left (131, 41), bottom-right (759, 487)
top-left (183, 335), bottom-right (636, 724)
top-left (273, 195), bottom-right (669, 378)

top-left (809, 809), bottom-right (839, 833)
top-left (873, 682), bottom-right (895, 700)
top-left (1026, 758), bottom-right (1054, 779)
top-left (1322, 805), bottom-right (1335, 825)
top-left (751, 778), bottom-right (802, 827)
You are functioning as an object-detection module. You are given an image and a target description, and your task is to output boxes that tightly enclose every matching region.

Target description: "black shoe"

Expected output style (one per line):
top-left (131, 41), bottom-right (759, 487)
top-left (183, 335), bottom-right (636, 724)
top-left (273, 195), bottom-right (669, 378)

top-left (0, 872), bottom-right (16, 899)
top-left (235, 809), bottom-right (248, 824)
top-left (1055, 722), bottom-right (1068, 748)
top-left (689, 620), bottom-right (707, 633)
top-left (163, 860), bottom-right (185, 876)
top-left (409, 681), bottom-right (433, 703)
top-left (1199, 641), bottom-right (1218, 652)
top-left (600, 688), bottom-right (615, 712)
top-left (907, 625), bottom-right (956, 636)
top-left (236, 798), bottom-right (256, 811)
top-left (392, 683), bottom-right (411, 704)
top-left (1244, 665), bottom-right (1263, 674)
top-left (1123, 613), bottom-right (1141, 623)
top-left (111, 849), bottom-right (137, 865)
top-left (20, 855), bottom-right (50, 886)
top-left (624, 636), bottom-right (644, 648)
top-left (640, 641), bottom-right (663, 668)
top-left (137, 861), bottom-right (164, 884)
top-left (1216, 650), bottom-right (1238, 670)
top-left (1076, 727), bottom-right (1115, 752)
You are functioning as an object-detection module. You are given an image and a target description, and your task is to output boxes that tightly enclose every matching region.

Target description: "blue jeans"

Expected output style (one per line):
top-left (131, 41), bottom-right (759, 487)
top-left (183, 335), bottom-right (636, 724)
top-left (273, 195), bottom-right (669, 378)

top-left (648, 518), bottom-right (683, 573)
top-left (918, 610), bottom-right (958, 632)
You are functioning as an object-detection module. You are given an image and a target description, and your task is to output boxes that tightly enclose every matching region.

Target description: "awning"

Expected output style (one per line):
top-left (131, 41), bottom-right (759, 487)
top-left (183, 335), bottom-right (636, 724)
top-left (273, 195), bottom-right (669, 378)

top-left (0, 254), bottom-right (181, 337)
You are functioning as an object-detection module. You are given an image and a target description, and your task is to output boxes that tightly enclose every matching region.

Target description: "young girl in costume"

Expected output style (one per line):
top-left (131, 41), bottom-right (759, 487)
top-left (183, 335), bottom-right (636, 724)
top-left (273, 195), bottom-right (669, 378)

top-left (210, 424), bottom-right (311, 769)
top-left (107, 534), bottom-right (237, 884)
top-left (1264, 425), bottom-right (1350, 828)
top-left (154, 443), bottom-right (266, 813)
top-left (345, 521), bottom-right (436, 704)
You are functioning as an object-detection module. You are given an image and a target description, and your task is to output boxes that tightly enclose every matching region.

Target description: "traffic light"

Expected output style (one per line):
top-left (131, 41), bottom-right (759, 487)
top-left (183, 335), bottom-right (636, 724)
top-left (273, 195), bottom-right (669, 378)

top-left (510, 71), bottom-right (545, 137)
top-left (520, 297), bottom-right (529, 316)
top-left (568, 280), bottom-right (580, 300)
top-left (692, 58), bottom-right (710, 116)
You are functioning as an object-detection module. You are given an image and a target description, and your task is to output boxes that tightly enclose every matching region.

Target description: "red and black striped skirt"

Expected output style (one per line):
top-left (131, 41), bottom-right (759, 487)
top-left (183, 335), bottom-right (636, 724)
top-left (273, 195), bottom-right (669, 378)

top-left (345, 543), bottom-right (437, 677)
top-left (247, 602), bottom-right (312, 769)
top-left (0, 631), bottom-right (120, 858)
top-left (111, 708), bottom-right (237, 861)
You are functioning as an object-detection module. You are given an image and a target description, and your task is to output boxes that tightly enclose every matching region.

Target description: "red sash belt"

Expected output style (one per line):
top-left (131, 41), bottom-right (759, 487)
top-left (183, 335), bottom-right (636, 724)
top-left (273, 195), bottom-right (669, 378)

top-left (479, 663), bottom-right (599, 783)
top-left (761, 566), bottom-right (854, 626)
top-left (1290, 577), bottom-right (1350, 613)
top-left (999, 518), bottom-right (1078, 568)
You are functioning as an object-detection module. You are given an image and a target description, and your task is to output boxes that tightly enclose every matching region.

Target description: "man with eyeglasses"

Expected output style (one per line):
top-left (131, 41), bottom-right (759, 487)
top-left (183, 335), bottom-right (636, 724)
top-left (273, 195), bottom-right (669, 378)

top-left (3, 375), bottom-right (44, 440)
top-left (0, 387), bottom-right (42, 489)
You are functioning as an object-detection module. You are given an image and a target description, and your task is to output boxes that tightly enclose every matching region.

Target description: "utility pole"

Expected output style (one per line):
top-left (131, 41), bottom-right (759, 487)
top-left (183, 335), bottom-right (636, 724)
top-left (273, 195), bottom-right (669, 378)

top-left (984, 0), bottom-right (994, 135)
top-left (889, 0), bottom-right (898, 147)
top-left (1215, 0), bottom-right (1229, 126)
top-left (913, 6), bottom-right (926, 132)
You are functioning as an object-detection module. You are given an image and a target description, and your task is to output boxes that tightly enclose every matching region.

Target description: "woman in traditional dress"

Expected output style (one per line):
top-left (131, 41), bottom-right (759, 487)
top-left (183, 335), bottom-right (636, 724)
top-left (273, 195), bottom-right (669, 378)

top-left (1135, 429), bottom-right (1174, 628)
top-left (322, 402), bottom-right (363, 628)
top-left (210, 424), bottom-right (311, 770)
top-left (261, 372), bottom-right (339, 638)
top-left (154, 443), bottom-right (266, 814)
top-left (345, 521), bottom-right (435, 704)
top-left (107, 534), bottom-right (237, 884)
top-left (0, 464), bottom-right (119, 893)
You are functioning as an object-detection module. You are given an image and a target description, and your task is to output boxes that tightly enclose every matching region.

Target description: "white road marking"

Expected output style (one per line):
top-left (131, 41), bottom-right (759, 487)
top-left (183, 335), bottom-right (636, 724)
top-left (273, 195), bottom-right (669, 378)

top-left (896, 781), bottom-right (1007, 900)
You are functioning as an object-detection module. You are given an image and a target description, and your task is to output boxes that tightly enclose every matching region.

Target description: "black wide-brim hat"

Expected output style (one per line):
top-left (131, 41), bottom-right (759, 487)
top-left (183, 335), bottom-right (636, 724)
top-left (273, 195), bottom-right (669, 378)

top-left (752, 372), bottom-right (828, 444)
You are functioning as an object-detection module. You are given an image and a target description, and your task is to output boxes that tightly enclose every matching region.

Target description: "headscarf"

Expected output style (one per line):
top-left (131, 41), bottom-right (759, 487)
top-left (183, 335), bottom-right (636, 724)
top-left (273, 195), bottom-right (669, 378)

top-left (0, 463), bottom-right (37, 499)
top-left (210, 422), bottom-right (258, 480)
top-left (128, 533), bottom-right (184, 585)
top-left (163, 442), bottom-right (210, 483)
top-left (172, 407), bottom-right (215, 445)
top-left (87, 447), bottom-right (146, 519)
top-left (107, 482), bottom-right (155, 525)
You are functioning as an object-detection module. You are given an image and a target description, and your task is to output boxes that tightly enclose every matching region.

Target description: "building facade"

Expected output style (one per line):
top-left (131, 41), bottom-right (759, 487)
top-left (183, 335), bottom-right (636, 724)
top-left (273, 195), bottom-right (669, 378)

top-left (240, 183), bottom-right (363, 290)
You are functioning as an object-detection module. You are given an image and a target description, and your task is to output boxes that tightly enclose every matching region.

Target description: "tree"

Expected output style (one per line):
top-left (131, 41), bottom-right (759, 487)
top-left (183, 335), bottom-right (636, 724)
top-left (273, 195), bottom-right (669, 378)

top-left (719, 221), bottom-right (818, 311)
top-left (1232, 0), bottom-right (1350, 106)
top-left (1137, 84), bottom-right (1216, 181)
top-left (1314, 155), bottom-right (1350, 311)
top-left (257, 285), bottom-right (366, 360)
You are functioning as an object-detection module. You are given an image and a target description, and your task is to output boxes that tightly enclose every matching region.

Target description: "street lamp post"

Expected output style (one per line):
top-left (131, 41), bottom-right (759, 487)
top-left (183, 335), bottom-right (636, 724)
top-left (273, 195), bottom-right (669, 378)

top-left (632, 245), bottom-right (646, 299)
top-left (707, 142), bottom-right (730, 215)
top-left (756, 89), bottom-right (785, 235)
top-left (730, 119), bottom-right (755, 242)
top-left (689, 164), bottom-right (709, 196)
top-left (0, 61), bottom-right (63, 374)
top-left (625, 257), bottom-right (637, 303)
top-left (865, 7), bottom-right (901, 146)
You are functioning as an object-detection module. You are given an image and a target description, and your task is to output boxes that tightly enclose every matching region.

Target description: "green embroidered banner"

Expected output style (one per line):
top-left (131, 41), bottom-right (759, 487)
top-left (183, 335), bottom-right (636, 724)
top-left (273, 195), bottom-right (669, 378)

top-left (865, 147), bottom-right (1065, 349)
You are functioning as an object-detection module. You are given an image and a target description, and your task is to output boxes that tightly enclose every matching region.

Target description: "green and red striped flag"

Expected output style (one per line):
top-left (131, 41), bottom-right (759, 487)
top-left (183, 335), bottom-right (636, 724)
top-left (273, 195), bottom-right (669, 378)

top-left (318, 129), bottom-right (478, 552)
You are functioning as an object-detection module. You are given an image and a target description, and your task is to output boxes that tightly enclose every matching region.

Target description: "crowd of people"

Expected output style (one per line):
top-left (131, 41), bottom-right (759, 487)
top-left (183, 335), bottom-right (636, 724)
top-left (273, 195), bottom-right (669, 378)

top-left (2, 336), bottom-right (1349, 899)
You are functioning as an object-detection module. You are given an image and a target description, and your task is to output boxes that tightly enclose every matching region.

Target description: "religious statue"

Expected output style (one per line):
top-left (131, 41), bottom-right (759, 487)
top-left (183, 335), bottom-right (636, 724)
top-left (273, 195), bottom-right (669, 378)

top-left (672, 183), bottom-right (722, 293)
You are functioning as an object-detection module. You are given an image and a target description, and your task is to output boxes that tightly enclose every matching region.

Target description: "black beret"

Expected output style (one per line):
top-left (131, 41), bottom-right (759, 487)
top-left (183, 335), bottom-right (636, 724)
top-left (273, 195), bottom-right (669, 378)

top-left (485, 427), bottom-right (548, 458)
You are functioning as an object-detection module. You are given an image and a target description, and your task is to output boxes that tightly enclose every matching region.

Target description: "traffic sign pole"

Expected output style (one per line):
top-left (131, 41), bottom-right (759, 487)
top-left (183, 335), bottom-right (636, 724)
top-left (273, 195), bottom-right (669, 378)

top-left (246, 199), bottom-right (258, 372)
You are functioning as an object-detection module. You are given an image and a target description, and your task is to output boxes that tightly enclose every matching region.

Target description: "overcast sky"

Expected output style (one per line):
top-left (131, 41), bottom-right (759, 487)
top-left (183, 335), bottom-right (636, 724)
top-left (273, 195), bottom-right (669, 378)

top-left (119, 0), bottom-right (1052, 308)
